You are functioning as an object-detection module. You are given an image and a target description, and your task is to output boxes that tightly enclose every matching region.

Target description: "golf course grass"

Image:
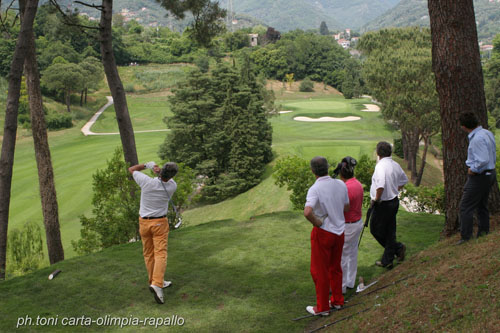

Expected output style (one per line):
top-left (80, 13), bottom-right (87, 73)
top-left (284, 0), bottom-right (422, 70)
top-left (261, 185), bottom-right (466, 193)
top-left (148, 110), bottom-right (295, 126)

top-left (0, 209), bottom-right (443, 332)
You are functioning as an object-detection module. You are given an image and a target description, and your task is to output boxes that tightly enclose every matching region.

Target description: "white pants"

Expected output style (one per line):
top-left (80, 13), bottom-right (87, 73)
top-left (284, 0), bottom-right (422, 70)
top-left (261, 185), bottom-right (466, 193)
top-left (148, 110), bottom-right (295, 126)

top-left (341, 219), bottom-right (364, 293)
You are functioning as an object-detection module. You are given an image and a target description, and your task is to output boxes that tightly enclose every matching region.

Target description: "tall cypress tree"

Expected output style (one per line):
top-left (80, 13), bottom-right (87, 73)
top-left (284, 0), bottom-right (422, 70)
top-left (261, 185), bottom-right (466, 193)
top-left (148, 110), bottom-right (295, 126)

top-left (159, 61), bottom-right (273, 202)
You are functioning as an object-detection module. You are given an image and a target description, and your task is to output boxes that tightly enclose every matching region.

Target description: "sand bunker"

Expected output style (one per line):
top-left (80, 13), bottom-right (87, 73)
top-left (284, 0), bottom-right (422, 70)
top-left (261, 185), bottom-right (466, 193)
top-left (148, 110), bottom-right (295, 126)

top-left (294, 116), bottom-right (361, 122)
top-left (361, 104), bottom-right (380, 112)
top-left (279, 110), bottom-right (293, 114)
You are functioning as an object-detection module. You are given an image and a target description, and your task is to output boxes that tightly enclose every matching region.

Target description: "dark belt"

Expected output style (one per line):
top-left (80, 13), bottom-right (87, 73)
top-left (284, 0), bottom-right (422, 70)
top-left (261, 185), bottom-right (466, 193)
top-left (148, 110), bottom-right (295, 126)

top-left (141, 215), bottom-right (166, 220)
top-left (479, 169), bottom-right (495, 175)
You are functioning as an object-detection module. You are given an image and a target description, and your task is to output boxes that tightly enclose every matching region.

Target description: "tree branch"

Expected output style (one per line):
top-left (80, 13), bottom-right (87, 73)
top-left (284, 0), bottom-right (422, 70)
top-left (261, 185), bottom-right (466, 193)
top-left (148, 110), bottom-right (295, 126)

top-left (74, 1), bottom-right (104, 10)
top-left (0, 0), bottom-right (16, 36)
top-left (49, 0), bottom-right (101, 33)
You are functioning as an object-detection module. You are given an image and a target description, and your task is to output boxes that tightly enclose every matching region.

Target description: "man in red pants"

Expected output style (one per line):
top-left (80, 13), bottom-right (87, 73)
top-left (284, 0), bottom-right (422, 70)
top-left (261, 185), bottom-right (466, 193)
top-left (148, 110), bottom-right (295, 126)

top-left (304, 156), bottom-right (350, 316)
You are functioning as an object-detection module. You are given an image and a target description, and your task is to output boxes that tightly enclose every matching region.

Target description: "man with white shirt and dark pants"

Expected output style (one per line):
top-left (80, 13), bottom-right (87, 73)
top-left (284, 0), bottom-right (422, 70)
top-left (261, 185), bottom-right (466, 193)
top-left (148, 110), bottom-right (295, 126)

top-left (370, 142), bottom-right (408, 269)
top-left (129, 161), bottom-right (178, 304)
top-left (304, 156), bottom-right (350, 316)
top-left (458, 112), bottom-right (497, 244)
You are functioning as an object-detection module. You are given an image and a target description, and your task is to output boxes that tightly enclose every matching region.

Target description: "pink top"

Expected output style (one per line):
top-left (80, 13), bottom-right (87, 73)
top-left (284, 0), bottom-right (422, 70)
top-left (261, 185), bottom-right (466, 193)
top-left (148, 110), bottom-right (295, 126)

top-left (344, 177), bottom-right (363, 222)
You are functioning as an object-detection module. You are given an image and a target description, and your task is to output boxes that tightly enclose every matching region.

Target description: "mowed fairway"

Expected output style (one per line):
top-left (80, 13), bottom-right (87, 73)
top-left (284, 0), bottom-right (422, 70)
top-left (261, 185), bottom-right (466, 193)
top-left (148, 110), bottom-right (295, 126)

top-left (7, 86), bottom-right (395, 261)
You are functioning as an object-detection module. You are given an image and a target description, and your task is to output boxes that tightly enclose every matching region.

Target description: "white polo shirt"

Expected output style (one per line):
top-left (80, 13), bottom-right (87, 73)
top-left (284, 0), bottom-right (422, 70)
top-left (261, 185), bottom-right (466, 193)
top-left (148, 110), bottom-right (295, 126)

top-left (370, 157), bottom-right (408, 201)
top-left (133, 171), bottom-right (177, 218)
top-left (305, 176), bottom-right (349, 235)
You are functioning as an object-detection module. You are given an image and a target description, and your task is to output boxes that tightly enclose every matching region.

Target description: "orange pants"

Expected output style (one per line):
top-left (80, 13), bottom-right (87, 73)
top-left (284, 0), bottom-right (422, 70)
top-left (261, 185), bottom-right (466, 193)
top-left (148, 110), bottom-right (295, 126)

top-left (139, 217), bottom-right (169, 288)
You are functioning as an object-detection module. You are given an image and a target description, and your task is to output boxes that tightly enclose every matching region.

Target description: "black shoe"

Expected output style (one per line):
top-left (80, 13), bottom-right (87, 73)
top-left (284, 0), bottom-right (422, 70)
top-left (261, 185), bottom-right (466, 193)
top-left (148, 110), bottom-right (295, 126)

top-left (456, 239), bottom-right (469, 245)
top-left (375, 260), bottom-right (393, 269)
top-left (397, 244), bottom-right (406, 262)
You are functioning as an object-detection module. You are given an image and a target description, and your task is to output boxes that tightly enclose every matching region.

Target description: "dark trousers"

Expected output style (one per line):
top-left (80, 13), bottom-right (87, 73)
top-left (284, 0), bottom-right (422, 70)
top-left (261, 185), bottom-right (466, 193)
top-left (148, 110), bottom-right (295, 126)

top-left (459, 171), bottom-right (496, 240)
top-left (370, 197), bottom-right (403, 266)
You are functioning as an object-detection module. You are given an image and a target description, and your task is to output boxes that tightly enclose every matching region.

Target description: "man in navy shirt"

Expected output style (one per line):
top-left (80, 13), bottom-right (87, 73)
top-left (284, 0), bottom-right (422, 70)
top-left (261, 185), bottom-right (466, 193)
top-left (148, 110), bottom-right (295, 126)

top-left (458, 112), bottom-right (497, 243)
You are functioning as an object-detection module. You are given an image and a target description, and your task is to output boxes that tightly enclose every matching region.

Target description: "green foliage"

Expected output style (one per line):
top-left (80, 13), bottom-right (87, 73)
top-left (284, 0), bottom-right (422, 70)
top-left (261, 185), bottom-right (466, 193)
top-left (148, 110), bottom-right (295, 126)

top-left (159, 61), bottom-right (273, 202)
top-left (165, 163), bottom-right (196, 228)
top-left (46, 111), bottom-right (73, 130)
top-left (353, 154), bottom-right (376, 207)
top-left (485, 34), bottom-right (500, 128)
top-left (341, 58), bottom-right (364, 99)
top-left (319, 21), bottom-right (329, 35)
top-left (250, 31), bottom-right (349, 85)
top-left (224, 30), bottom-right (250, 51)
top-left (299, 78), bottom-right (314, 92)
top-left (7, 222), bottom-right (44, 276)
top-left (273, 156), bottom-right (315, 210)
top-left (194, 54), bottom-right (210, 73)
top-left (72, 148), bottom-right (140, 255)
top-left (393, 138), bottom-right (404, 158)
top-left (41, 62), bottom-right (86, 109)
top-left (400, 183), bottom-right (445, 214)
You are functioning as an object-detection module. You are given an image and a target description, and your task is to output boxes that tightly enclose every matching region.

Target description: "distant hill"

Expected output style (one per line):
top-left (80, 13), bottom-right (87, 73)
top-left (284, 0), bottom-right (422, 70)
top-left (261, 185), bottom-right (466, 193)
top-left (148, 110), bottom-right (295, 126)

top-left (1, 0), bottom-right (403, 32)
top-left (362, 0), bottom-right (500, 42)
top-left (221, 0), bottom-right (401, 31)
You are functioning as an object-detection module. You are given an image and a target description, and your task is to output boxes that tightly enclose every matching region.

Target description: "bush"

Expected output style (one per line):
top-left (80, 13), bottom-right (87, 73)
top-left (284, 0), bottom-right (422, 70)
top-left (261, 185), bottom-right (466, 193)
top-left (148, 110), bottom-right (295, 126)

top-left (72, 148), bottom-right (140, 255)
top-left (46, 111), bottom-right (73, 130)
top-left (299, 78), bottom-right (314, 92)
top-left (273, 156), bottom-right (315, 210)
top-left (393, 138), bottom-right (404, 159)
top-left (124, 83), bottom-right (135, 93)
top-left (352, 154), bottom-right (376, 207)
top-left (7, 222), bottom-right (44, 276)
top-left (400, 183), bottom-right (445, 214)
top-left (194, 55), bottom-right (210, 73)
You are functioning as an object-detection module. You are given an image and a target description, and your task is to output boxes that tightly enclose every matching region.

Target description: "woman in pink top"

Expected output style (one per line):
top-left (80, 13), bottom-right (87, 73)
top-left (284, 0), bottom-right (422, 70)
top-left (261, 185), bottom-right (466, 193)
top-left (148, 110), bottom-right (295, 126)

top-left (335, 157), bottom-right (364, 294)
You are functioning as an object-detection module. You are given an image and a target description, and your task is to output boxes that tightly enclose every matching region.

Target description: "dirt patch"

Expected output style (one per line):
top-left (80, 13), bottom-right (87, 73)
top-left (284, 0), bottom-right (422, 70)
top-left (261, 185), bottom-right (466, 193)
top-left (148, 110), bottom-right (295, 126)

top-left (266, 80), bottom-right (342, 98)
top-left (361, 104), bottom-right (380, 112)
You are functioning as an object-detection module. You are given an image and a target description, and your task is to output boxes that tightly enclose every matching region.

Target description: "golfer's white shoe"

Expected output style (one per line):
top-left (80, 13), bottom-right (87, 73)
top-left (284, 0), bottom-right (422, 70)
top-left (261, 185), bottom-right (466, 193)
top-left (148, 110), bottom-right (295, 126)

top-left (163, 280), bottom-right (172, 288)
top-left (149, 284), bottom-right (164, 304)
top-left (306, 306), bottom-right (329, 316)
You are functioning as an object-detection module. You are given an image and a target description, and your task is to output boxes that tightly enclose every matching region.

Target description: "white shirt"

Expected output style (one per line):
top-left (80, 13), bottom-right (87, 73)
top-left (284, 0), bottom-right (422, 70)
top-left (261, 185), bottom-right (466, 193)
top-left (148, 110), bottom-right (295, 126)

top-left (133, 171), bottom-right (177, 218)
top-left (370, 157), bottom-right (408, 201)
top-left (305, 176), bottom-right (349, 235)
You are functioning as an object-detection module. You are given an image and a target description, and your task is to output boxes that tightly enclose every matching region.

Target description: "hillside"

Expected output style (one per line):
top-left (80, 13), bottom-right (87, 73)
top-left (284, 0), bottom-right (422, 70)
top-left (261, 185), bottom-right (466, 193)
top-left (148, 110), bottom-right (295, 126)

top-left (362, 0), bottom-right (500, 42)
top-left (2, 0), bottom-right (403, 32)
top-left (0, 209), bottom-right (445, 332)
top-left (312, 218), bottom-right (500, 332)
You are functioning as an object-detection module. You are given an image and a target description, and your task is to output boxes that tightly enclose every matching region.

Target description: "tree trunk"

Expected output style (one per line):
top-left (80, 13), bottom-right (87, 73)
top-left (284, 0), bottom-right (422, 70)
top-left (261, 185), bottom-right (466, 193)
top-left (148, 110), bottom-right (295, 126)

top-left (85, 88), bottom-right (88, 105)
top-left (428, 0), bottom-right (500, 235)
top-left (24, 17), bottom-right (65, 264)
top-left (0, 0), bottom-right (39, 280)
top-left (99, 0), bottom-right (138, 166)
top-left (415, 135), bottom-right (430, 187)
top-left (80, 90), bottom-right (84, 107)
top-left (65, 89), bottom-right (71, 112)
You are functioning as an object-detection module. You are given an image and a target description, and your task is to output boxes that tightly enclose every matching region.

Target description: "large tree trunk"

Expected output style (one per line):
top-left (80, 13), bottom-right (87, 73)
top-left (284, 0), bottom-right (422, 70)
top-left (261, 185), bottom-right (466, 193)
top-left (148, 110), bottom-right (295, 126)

top-left (24, 18), bottom-right (65, 264)
top-left (428, 0), bottom-right (500, 235)
top-left (65, 89), bottom-right (71, 112)
top-left (99, 0), bottom-right (138, 166)
top-left (0, 0), bottom-right (39, 280)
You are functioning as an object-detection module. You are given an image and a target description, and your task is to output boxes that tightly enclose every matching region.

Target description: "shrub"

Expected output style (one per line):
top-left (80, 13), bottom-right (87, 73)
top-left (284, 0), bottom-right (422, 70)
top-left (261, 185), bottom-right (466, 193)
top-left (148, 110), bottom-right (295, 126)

top-left (7, 222), bottom-right (44, 276)
top-left (299, 78), bottom-right (314, 92)
top-left (273, 156), bottom-right (315, 210)
top-left (72, 148), bottom-right (140, 255)
top-left (393, 138), bottom-right (404, 159)
top-left (46, 111), bottom-right (73, 130)
top-left (400, 183), bottom-right (445, 214)
top-left (124, 83), bottom-right (135, 93)
top-left (194, 55), bottom-right (210, 73)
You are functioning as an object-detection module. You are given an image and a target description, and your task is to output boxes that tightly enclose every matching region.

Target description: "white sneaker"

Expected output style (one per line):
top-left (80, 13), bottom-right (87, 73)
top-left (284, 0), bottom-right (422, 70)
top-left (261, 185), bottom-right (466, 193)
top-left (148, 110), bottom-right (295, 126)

top-left (163, 280), bottom-right (172, 288)
top-left (149, 284), bottom-right (164, 304)
top-left (329, 300), bottom-right (342, 310)
top-left (306, 306), bottom-right (329, 316)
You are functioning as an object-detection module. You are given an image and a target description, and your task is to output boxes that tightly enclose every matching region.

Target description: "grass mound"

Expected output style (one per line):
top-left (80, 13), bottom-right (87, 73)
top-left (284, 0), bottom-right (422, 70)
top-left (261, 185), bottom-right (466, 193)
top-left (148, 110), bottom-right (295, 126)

top-left (0, 210), bottom-right (443, 332)
top-left (308, 220), bottom-right (500, 332)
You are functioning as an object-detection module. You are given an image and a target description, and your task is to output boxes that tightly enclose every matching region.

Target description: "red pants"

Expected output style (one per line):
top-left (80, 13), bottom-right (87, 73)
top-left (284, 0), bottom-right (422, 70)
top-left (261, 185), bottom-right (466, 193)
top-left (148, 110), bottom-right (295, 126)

top-left (310, 227), bottom-right (344, 312)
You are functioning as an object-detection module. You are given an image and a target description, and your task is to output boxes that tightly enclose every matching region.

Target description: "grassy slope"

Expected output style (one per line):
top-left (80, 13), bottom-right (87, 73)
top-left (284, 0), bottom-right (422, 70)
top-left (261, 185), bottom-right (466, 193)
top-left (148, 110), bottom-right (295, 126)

top-left (0, 210), bottom-right (444, 332)
top-left (311, 225), bottom-right (500, 332)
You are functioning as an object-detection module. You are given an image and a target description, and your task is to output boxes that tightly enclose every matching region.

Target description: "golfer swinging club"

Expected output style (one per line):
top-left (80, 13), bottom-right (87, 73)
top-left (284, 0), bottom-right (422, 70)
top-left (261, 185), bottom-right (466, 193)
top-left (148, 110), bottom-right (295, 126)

top-left (129, 161), bottom-right (178, 304)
